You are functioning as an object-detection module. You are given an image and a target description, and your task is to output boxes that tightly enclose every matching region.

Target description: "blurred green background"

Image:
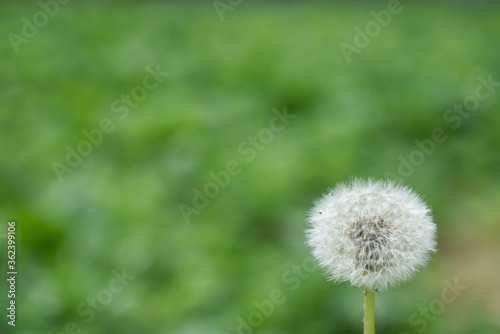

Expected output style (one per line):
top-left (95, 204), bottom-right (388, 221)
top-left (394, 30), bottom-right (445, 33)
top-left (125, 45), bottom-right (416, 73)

top-left (1, 0), bottom-right (500, 333)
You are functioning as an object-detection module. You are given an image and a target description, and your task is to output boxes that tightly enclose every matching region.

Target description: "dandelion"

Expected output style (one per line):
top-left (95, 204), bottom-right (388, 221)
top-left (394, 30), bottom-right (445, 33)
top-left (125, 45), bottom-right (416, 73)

top-left (306, 179), bottom-right (437, 334)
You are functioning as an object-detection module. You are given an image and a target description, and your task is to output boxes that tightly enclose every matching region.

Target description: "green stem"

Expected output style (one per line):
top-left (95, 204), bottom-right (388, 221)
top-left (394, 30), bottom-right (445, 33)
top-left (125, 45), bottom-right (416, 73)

top-left (364, 287), bottom-right (375, 334)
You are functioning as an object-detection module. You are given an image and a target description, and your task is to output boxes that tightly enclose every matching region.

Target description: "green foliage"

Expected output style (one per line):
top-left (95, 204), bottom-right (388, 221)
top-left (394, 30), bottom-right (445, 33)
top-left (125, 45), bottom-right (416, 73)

top-left (0, 1), bottom-right (499, 333)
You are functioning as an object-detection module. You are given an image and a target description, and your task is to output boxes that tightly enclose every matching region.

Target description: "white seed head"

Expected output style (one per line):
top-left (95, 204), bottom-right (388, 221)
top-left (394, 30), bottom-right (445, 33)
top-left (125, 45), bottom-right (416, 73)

top-left (306, 179), bottom-right (436, 290)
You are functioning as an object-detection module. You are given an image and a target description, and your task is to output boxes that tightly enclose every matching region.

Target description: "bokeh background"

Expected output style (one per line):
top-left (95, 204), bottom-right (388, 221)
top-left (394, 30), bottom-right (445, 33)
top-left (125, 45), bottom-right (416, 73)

top-left (1, 0), bottom-right (500, 333)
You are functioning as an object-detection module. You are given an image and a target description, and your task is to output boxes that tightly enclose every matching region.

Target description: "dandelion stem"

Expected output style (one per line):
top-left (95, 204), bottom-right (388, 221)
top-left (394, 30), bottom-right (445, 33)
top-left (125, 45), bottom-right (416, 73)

top-left (364, 287), bottom-right (375, 334)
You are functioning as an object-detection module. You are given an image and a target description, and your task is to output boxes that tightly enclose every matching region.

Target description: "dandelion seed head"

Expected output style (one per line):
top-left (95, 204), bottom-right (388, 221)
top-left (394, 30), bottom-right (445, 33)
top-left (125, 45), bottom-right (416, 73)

top-left (306, 179), bottom-right (437, 290)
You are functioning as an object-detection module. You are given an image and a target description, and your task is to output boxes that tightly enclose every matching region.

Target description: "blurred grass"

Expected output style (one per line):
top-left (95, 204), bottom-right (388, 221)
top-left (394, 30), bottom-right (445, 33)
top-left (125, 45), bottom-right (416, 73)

top-left (0, 1), bottom-right (500, 333)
